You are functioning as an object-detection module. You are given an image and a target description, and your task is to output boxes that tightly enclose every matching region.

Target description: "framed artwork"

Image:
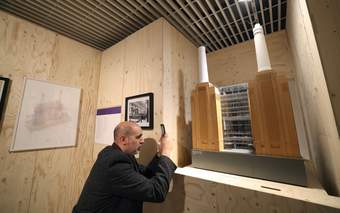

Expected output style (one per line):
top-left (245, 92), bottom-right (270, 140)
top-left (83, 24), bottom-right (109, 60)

top-left (0, 77), bottom-right (10, 123)
top-left (125, 93), bottom-right (153, 129)
top-left (10, 78), bottom-right (81, 151)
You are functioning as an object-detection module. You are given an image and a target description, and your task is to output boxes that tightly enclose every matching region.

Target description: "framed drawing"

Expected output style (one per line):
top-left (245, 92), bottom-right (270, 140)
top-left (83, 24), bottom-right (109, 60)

top-left (10, 78), bottom-right (81, 151)
top-left (125, 93), bottom-right (153, 129)
top-left (0, 77), bottom-right (10, 123)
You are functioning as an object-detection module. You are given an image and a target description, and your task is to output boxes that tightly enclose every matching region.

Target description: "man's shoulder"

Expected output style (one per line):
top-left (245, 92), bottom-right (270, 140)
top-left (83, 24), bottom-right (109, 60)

top-left (98, 145), bottom-right (131, 165)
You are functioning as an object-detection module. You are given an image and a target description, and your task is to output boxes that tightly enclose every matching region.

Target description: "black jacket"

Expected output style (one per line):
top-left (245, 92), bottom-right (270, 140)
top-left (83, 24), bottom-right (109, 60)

top-left (72, 143), bottom-right (177, 213)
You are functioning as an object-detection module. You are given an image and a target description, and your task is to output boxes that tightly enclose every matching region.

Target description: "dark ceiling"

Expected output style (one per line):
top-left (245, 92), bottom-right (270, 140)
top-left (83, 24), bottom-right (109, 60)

top-left (0, 0), bottom-right (287, 52)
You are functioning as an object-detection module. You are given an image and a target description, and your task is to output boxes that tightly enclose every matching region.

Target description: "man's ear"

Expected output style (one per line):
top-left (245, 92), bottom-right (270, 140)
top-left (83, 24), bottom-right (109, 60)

top-left (120, 135), bottom-right (128, 145)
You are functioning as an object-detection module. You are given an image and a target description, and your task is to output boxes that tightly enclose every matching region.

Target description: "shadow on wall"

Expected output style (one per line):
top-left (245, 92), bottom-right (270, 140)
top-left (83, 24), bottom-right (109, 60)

top-left (177, 69), bottom-right (192, 167)
top-left (138, 138), bottom-right (158, 166)
top-left (143, 174), bottom-right (185, 213)
top-left (142, 69), bottom-right (191, 212)
top-left (139, 138), bottom-right (186, 213)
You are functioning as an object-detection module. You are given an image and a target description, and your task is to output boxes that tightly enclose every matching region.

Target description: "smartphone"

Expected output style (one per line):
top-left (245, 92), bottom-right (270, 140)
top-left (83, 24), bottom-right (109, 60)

top-left (160, 124), bottom-right (166, 136)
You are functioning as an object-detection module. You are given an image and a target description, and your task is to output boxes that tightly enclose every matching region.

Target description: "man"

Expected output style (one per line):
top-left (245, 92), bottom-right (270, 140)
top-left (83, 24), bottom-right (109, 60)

top-left (73, 121), bottom-right (176, 213)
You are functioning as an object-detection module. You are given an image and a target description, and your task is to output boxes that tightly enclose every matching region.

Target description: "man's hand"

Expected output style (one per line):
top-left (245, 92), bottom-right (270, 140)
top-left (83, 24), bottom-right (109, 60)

top-left (159, 134), bottom-right (173, 160)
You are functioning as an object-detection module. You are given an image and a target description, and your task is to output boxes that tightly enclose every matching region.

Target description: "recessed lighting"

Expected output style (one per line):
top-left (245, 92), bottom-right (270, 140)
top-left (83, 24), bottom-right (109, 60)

top-left (238, 0), bottom-right (252, 2)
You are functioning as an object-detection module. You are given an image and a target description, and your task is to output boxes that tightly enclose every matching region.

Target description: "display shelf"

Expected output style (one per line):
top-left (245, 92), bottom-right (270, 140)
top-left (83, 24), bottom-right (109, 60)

top-left (175, 166), bottom-right (340, 209)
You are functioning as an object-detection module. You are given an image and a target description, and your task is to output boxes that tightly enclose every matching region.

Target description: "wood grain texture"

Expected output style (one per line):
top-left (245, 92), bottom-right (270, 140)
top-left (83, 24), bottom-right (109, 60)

top-left (96, 18), bottom-right (198, 166)
top-left (1, 6), bottom-right (339, 213)
top-left (286, 0), bottom-right (340, 195)
top-left (94, 19), bottom-right (164, 157)
top-left (95, 18), bottom-right (163, 161)
top-left (207, 30), bottom-right (295, 87)
top-left (175, 167), bottom-right (340, 209)
top-left (94, 35), bottom-right (126, 157)
top-left (162, 20), bottom-right (198, 166)
top-left (121, 19), bottom-right (163, 141)
top-left (191, 83), bottom-right (223, 152)
top-left (248, 71), bottom-right (300, 158)
top-left (0, 11), bottom-right (52, 213)
top-left (307, 0), bottom-right (340, 134)
top-left (0, 11), bottom-right (101, 213)
top-left (145, 174), bottom-right (340, 213)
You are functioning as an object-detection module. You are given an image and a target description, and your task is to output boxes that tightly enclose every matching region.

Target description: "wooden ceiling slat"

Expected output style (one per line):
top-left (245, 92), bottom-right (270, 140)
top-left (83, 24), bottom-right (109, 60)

top-left (0, 0), bottom-right (287, 51)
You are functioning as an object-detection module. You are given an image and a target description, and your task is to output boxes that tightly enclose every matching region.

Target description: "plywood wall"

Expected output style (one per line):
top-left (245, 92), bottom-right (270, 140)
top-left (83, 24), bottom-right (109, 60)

top-left (96, 18), bottom-right (197, 166)
top-left (0, 11), bottom-right (101, 213)
top-left (207, 30), bottom-right (295, 86)
top-left (306, 0), bottom-right (340, 136)
top-left (286, 0), bottom-right (340, 196)
top-left (162, 20), bottom-right (198, 166)
top-left (95, 19), bottom-right (164, 158)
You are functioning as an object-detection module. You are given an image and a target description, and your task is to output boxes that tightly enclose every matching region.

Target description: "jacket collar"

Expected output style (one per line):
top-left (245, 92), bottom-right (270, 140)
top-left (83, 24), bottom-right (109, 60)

top-left (112, 143), bottom-right (139, 170)
top-left (112, 143), bottom-right (122, 151)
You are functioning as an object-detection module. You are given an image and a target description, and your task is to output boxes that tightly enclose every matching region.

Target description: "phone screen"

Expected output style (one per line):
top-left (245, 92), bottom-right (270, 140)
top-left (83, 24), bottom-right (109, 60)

top-left (160, 124), bottom-right (166, 136)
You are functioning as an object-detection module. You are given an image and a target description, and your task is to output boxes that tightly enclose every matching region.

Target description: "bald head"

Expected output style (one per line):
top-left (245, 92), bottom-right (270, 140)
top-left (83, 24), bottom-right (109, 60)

top-left (113, 121), bottom-right (144, 154)
top-left (114, 121), bottom-right (140, 142)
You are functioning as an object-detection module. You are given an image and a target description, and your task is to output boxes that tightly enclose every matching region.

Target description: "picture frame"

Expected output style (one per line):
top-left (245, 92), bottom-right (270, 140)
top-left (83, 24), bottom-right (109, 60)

top-left (10, 78), bottom-right (81, 151)
top-left (125, 93), bottom-right (154, 129)
top-left (0, 77), bottom-right (10, 123)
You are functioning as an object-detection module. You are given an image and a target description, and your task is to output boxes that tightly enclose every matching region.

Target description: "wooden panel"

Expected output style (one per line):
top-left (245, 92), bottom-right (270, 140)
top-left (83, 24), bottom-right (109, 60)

top-left (207, 30), bottom-right (295, 87)
top-left (248, 71), bottom-right (300, 158)
top-left (96, 19), bottom-right (163, 160)
top-left (0, 11), bottom-right (101, 213)
top-left (287, 0), bottom-right (340, 195)
top-left (121, 19), bottom-right (163, 141)
top-left (0, 11), bottom-right (54, 213)
top-left (28, 36), bottom-right (101, 213)
top-left (307, 0), bottom-right (340, 134)
top-left (275, 74), bottom-right (300, 157)
top-left (192, 85), bottom-right (209, 150)
top-left (257, 72), bottom-right (284, 155)
top-left (97, 40), bottom-right (125, 109)
top-left (210, 86), bottom-right (223, 152)
top-left (191, 93), bottom-right (198, 149)
top-left (183, 176), bottom-right (219, 212)
top-left (146, 173), bottom-right (340, 213)
top-left (191, 83), bottom-right (223, 152)
top-left (160, 19), bottom-right (198, 166)
top-left (97, 19), bottom-right (198, 166)
top-left (93, 38), bottom-right (126, 157)
top-left (0, 11), bottom-right (50, 213)
top-left (175, 167), bottom-right (340, 208)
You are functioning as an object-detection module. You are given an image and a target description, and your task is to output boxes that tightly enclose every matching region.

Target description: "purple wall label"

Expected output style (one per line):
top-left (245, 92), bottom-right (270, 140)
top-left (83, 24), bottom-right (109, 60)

top-left (96, 106), bottom-right (121, 115)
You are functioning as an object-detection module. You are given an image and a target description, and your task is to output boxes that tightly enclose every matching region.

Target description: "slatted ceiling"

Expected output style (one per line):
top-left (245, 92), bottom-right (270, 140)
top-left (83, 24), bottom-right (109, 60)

top-left (0, 0), bottom-right (287, 52)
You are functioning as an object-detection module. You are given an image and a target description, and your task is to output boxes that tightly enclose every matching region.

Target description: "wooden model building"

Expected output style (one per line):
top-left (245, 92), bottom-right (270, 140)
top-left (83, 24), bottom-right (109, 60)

top-left (191, 46), bottom-right (224, 152)
top-left (192, 24), bottom-right (301, 159)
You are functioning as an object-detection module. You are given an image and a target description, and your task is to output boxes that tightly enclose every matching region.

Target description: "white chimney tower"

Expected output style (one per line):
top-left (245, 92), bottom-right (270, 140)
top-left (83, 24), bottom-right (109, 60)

top-left (198, 46), bottom-right (209, 83)
top-left (253, 23), bottom-right (272, 72)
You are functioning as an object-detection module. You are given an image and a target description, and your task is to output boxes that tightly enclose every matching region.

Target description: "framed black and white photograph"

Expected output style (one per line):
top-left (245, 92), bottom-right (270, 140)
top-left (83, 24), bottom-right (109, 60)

top-left (0, 77), bottom-right (10, 123)
top-left (125, 93), bottom-right (153, 129)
